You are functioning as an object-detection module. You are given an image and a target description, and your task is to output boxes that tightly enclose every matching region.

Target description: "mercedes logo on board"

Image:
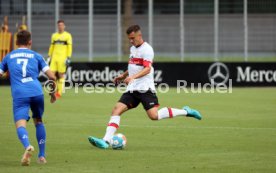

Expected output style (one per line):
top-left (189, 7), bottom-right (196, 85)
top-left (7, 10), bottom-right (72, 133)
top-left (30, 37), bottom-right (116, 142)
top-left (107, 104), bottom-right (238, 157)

top-left (208, 62), bottom-right (229, 85)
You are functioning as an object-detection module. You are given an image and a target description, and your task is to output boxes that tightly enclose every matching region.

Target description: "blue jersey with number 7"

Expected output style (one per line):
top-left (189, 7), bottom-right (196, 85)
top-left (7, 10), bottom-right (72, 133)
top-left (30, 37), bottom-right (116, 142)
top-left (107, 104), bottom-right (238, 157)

top-left (0, 48), bottom-right (49, 99)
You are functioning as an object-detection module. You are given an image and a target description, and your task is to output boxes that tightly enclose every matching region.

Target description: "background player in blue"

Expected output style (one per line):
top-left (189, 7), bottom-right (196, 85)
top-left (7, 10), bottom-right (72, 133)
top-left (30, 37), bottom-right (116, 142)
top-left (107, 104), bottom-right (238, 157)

top-left (0, 30), bottom-right (56, 166)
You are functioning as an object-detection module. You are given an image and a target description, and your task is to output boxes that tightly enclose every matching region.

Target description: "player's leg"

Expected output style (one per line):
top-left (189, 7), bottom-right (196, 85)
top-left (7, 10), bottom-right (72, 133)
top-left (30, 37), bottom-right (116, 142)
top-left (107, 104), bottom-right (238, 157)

top-left (49, 58), bottom-right (59, 97)
top-left (146, 106), bottom-right (196, 120)
top-left (13, 98), bottom-right (34, 166)
top-left (14, 98), bottom-right (32, 149)
top-left (146, 106), bottom-right (202, 120)
top-left (49, 58), bottom-right (58, 78)
top-left (15, 120), bottom-right (30, 150)
top-left (30, 95), bottom-right (47, 163)
top-left (141, 91), bottom-right (202, 120)
top-left (56, 58), bottom-right (67, 98)
top-left (88, 102), bottom-right (129, 149)
top-left (56, 72), bottom-right (65, 97)
top-left (15, 120), bottom-right (34, 166)
top-left (102, 102), bottom-right (128, 142)
top-left (156, 106), bottom-right (202, 120)
top-left (88, 92), bottom-right (139, 149)
top-left (102, 91), bottom-right (140, 143)
top-left (33, 118), bottom-right (47, 164)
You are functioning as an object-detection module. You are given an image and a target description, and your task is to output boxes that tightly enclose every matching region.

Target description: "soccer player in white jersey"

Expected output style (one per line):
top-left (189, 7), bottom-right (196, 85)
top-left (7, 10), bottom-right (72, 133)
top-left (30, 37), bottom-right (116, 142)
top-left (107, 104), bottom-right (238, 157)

top-left (88, 25), bottom-right (202, 149)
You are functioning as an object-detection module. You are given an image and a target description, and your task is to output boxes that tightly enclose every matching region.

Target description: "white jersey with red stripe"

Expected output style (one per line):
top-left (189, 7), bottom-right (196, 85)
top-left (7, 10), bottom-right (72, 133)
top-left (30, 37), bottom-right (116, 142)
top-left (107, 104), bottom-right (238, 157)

top-left (127, 42), bottom-right (156, 92)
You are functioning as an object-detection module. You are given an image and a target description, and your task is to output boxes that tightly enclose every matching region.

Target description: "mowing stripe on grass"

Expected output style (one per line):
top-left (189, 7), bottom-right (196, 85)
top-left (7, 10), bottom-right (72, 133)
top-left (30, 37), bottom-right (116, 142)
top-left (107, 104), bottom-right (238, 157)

top-left (1, 122), bottom-right (275, 131)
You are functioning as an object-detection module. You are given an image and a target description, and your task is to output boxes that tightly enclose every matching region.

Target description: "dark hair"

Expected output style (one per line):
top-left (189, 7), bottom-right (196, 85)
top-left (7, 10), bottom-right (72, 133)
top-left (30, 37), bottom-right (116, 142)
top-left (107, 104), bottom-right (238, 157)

top-left (57, 20), bottom-right (65, 24)
top-left (16, 30), bottom-right (31, 46)
top-left (126, 25), bottom-right (141, 34)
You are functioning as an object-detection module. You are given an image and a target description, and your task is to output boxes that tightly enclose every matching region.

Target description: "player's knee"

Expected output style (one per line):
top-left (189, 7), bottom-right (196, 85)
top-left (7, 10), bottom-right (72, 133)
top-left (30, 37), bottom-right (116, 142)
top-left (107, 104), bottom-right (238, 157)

top-left (34, 118), bottom-right (43, 125)
top-left (112, 106), bottom-right (121, 115)
top-left (111, 104), bottom-right (125, 115)
top-left (147, 108), bottom-right (159, 120)
top-left (111, 108), bottom-right (123, 115)
top-left (149, 114), bottom-right (158, 121)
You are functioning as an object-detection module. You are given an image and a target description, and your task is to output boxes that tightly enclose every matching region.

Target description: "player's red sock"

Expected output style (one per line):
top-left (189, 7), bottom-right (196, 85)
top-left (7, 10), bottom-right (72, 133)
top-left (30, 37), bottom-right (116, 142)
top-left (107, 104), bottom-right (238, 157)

top-left (157, 107), bottom-right (187, 120)
top-left (103, 115), bottom-right (120, 143)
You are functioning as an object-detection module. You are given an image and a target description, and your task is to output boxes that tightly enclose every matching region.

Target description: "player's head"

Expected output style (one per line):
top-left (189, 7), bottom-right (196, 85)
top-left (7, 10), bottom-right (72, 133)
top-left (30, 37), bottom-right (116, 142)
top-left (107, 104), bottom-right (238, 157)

top-left (126, 25), bottom-right (143, 47)
top-left (16, 30), bottom-right (32, 47)
top-left (57, 20), bottom-right (65, 33)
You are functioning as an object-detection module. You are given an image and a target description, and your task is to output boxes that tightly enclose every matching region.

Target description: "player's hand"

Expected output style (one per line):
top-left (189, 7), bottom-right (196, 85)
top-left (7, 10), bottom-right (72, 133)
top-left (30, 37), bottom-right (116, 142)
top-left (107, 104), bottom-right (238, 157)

top-left (1, 71), bottom-right (9, 79)
top-left (113, 75), bottom-right (125, 84)
top-left (50, 93), bottom-right (56, 103)
top-left (65, 58), bottom-right (71, 66)
top-left (124, 76), bottom-right (134, 85)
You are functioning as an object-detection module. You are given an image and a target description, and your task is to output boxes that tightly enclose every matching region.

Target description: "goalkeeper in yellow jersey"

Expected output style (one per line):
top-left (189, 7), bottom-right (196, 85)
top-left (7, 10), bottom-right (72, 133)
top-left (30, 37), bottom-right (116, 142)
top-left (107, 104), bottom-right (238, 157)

top-left (48, 20), bottom-right (72, 98)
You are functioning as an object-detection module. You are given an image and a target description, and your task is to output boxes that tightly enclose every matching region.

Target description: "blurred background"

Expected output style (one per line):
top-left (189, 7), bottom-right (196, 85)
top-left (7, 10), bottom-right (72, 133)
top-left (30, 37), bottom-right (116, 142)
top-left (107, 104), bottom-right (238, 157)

top-left (0, 0), bottom-right (275, 62)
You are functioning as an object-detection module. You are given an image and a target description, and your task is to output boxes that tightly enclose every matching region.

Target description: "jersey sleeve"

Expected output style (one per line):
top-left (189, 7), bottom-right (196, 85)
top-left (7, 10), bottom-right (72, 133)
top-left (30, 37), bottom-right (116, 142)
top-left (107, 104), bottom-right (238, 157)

top-left (142, 46), bottom-right (154, 67)
top-left (37, 55), bottom-right (50, 73)
top-left (67, 33), bottom-right (72, 58)
top-left (0, 56), bottom-right (8, 74)
top-left (48, 34), bottom-right (54, 57)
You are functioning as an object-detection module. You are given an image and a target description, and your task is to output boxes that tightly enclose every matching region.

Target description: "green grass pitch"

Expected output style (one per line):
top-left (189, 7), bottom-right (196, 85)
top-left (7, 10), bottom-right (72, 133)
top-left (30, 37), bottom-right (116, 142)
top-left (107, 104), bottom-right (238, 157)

top-left (0, 86), bottom-right (276, 173)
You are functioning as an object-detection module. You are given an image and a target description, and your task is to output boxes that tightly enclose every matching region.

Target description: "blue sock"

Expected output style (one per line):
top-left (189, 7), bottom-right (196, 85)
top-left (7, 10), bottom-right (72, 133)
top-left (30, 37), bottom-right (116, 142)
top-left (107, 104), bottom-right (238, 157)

top-left (16, 127), bottom-right (30, 149)
top-left (36, 123), bottom-right (46, 158)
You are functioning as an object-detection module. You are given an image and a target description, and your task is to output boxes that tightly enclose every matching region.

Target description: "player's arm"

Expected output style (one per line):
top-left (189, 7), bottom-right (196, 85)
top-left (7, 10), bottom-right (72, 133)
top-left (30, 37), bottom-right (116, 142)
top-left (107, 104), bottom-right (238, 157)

top-left (124, 65), bottom-right (151, 85)
top-left (0, 67), bottom-right (3, 77)
top-left (45, 69), bottom-right (57, 103)
top-left (45, 69), bottom-right (56, 81)
top-left (48, 34), bottom-right (54, 58)
top-left (0, 57), bottom-right (8, 78)
top-left (65, 33), bottom-right (73, 66)
top-left (39, 55), bottom-right (57, 103)
top-left (0, 70), bottom-right (4, 78)
top-left (124, 48), bottom-right (154, 85)
top-left (67, 33), bottom-right (73, 58)
top-left (113, 70), bottom-right (129, 84)
top-left (43, 67), bottom-right (57, 103)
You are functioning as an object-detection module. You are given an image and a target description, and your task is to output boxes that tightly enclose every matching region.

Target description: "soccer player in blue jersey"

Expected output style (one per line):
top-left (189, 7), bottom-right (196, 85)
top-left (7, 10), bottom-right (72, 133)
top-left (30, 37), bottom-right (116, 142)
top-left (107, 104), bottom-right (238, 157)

top-left (0, 30), bottom-right (56, 166)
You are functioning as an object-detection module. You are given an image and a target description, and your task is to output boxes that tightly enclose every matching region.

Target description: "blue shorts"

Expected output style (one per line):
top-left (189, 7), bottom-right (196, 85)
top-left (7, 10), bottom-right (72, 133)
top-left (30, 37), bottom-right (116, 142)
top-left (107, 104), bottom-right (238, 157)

top-left (13, 95), bottom-right (44, 123)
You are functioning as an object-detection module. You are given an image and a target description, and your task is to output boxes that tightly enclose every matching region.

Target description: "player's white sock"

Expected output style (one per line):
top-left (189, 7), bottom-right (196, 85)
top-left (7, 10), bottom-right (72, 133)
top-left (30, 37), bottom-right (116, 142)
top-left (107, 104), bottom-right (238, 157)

top-left (103, 115), bottom-right (120, 143)
top-left (157, 107), bottom-right (187, 120)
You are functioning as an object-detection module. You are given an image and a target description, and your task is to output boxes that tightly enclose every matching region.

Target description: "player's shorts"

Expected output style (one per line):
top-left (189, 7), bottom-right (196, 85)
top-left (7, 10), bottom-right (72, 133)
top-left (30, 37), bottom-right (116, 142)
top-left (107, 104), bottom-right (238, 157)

top-left (50, 57), bottom-right (66, 73)
top-left (119, 90), bottom-right (159, 111)
top-left (13, 95), bottom-right (44, 123)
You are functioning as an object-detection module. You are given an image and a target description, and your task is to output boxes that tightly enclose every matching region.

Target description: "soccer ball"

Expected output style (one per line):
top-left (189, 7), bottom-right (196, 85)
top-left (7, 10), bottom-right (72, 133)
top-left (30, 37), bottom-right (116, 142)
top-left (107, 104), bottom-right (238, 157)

top-left (111, 133), bottom-right (127, 150)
